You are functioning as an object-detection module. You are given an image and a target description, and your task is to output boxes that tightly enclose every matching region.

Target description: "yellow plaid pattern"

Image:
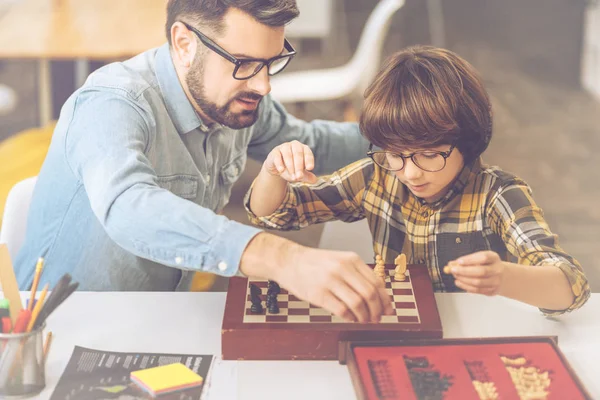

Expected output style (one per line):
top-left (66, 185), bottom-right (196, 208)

top-left (245, 158), bottom-right (589, 316)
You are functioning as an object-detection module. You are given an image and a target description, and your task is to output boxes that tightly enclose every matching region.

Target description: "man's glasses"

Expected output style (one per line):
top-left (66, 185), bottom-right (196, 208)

top-left (367, 144), bottom-right (456, 172)
top-left (181, 21), bottom-right (296, 80)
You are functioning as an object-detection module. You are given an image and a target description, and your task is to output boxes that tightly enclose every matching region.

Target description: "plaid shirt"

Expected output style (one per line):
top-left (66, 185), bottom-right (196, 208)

top-left (245, 158), bottom-right (590, 316)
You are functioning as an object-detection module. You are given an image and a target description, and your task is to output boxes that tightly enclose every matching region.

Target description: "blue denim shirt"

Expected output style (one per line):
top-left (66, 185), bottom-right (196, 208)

top-left (15, 44), bottom-right (368, 291)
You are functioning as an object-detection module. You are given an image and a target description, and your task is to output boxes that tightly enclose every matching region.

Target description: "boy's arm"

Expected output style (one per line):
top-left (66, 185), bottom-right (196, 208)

top-left (246, 159), bottom-right (375, 231)
top-left (450, 180), bottom-right (589, 315)
top-left (247, 95), bottom-right (369, 175)
top-left (249, 140), bottom-right (317, 217)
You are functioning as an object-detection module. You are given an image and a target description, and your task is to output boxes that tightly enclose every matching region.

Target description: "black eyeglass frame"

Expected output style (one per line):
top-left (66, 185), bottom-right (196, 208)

top-left (180, 21), bottom-right (296, 80)
top-left (367, 143), bottom-right (456, 172)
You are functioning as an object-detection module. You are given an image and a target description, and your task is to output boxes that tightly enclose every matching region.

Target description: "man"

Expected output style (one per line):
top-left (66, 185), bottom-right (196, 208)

top-left (15, 0), bottom-right (392, 323)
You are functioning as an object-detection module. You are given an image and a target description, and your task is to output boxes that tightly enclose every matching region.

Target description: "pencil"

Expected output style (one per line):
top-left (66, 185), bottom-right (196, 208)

top-left (26, 283), bottom-right (48, 332)
top-left (43, 331), bottom-right (53, 362)
top-left (28, 257), bottom-right (45, 311)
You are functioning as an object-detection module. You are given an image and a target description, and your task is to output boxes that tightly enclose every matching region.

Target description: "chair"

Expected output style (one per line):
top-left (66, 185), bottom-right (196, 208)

top-left (0, 176), bottom-right (37, 260)
top-left (270, 0), bottom-right (405, 119)
top-left (318, 219), bottom-right (375, 262)
top-left (0, 84), bottom-right (16, 116)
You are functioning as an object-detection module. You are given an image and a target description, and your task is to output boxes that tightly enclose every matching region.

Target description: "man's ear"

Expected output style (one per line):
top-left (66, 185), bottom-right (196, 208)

top-left (171, 22), bottom-right (196, 68)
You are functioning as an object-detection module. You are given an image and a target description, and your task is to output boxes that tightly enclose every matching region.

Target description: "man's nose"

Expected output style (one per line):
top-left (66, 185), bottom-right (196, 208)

top-left (246, 66), bottom-right (271, 96)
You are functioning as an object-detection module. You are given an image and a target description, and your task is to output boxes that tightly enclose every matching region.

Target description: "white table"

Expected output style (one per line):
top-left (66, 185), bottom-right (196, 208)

top-left (38, 292), bottom-right (599, 400)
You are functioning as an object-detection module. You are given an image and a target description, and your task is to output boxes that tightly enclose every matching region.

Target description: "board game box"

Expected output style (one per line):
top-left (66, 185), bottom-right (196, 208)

top-left (339, 336), bottom-right (592, 400)
top-left (221, 264), bottom-right (442, 360)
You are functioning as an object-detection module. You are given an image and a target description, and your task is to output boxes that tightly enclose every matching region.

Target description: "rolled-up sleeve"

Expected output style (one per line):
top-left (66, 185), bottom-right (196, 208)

top-left (248, 95), bottom-right (369, 175)
top-left (65, 89), bottom-right (261, 276)
top-left (244, 159), bottom-right (373, 231)
top-left (486, 180), bottom-right (590, 315)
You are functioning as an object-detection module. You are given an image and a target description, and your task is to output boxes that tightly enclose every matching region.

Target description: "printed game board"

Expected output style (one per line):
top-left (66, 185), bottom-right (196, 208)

top-left (341, 337), bottom-right (591, 400)
top-left (221, 264), bottom-right (442, 360)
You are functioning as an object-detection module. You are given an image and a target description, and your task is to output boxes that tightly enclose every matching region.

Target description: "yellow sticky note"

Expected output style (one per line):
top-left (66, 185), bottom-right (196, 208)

top-left (130, 363), bottom-right (203, 396)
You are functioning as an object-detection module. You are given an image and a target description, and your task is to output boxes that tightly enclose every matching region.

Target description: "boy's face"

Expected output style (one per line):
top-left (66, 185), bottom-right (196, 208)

top-left (392, 144), bottom-right (465, 203)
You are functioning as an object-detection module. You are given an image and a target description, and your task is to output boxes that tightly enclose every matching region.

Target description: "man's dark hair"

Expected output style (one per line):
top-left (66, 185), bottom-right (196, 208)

top-left (166, 0), bottom-right (299, 44)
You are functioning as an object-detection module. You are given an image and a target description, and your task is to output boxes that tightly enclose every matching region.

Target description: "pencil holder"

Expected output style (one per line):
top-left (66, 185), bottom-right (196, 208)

top-left (0, 324), bottom-right (46, 398)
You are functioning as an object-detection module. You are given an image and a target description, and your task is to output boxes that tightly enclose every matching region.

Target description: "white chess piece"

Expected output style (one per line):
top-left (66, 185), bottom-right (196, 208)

top-left (394, 254), bottom-right (407, 281)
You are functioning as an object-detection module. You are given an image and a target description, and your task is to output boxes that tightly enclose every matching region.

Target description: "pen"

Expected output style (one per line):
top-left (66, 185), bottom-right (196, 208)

top-left (13, 310), bottom-right (31, 334)
top-left (1, 317), bottom-right (10, 333)
top-left (43, 331), bottom-right (53, 362)
top-left (26, 284), bottom-right (48, 332)
top-left (34, 282), bottom-right (78, 330)
top-left (34, 274), bottom-right (71, 328)
top-left (28, 257), bottom-right (45, 311)
top-left (0, 299), bottom-right (9, 320)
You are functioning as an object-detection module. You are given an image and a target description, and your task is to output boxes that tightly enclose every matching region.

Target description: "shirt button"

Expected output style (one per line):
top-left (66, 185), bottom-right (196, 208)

top-left (421, 210), bottom-right (429, 217)
top-left (218, 261), bottom-right (227, 272)
top-left (206, 175), bottom-right (211, 183)
top-left (175, 256), bottom-right (183, 265)
top-left (455, 237), bottom-right (462, 244)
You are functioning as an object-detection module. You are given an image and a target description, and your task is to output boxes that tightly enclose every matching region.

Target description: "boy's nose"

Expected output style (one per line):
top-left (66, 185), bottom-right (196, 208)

top-left (402, 158), bottom-right (423, 180)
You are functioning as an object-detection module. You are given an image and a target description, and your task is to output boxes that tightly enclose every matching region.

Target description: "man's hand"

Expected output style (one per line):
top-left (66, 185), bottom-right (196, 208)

top-left (240, 233), bottom-right (394, 323)
top-left (263, 140), bottom-right (318, 184)
top-left (444, 251), bottom-right (506, 295)
top-left (278, 247), bottom-right (394, 323)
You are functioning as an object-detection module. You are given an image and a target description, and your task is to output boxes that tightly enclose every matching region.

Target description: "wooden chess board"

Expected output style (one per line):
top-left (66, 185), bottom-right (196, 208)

top-left (222, 264), bottom-right (443, 360)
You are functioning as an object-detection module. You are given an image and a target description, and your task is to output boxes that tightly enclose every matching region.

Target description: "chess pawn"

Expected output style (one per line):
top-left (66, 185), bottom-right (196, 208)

top-left (394, 254), bottom-right (407, 281)
top-left (373, 262), bottom-right (386, 280)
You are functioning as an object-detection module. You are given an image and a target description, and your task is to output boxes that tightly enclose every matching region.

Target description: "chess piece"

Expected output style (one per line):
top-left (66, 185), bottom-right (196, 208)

top-left (394, 254), bottom-right (407, 281)
top-left (373, 254), bottom-right (386, 280)
top-left (249, 284), bottom-right (263, 314)
top-left (266, 293), bottom-right (279, 314)
top-left (266, 281), bottom-right (280, 314)
top-left (267, 280), bottom-right (280, 295)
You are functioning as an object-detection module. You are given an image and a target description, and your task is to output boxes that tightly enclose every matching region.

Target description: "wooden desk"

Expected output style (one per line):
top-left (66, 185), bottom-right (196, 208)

top-left (35, 292), bottom-right (600, 399)
top-left (0, 0), bottom-right (167, 126)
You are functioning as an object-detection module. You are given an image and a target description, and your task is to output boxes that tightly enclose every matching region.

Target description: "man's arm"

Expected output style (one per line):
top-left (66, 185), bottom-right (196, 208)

top-left (248, 95), bottom-right (369, 175)
top-left (65, 90), bottom-right (260, 277)
top-left (67, 90), bottom-right (392, 323)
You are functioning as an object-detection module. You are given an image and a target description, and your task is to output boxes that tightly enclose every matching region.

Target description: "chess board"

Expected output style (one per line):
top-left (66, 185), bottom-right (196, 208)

top-left (222, 264), bottom-right (443, 360)
top-left (243, 269), bottom-right (420, 324)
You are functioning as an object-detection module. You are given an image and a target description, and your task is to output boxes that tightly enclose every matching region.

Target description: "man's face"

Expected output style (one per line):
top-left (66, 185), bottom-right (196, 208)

top-left (185, 8), bottom-right (285, 129)
top-left (392, 145), bottom-right (465, 203)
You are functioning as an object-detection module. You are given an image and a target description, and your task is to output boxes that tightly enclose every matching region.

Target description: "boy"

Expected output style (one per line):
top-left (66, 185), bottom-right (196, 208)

top-left (244, 46), bottom-right (589, 316)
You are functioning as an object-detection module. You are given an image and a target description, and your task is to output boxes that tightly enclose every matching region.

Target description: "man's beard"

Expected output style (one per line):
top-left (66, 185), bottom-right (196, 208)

top-left (186, 57), bottom-right (262, 130)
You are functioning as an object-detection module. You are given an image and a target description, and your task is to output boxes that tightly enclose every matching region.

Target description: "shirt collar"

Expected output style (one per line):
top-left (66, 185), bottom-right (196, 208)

top-left (426, 157), bottom-right (482, 208)
top-left (154, 43), bottom-right (207, 134)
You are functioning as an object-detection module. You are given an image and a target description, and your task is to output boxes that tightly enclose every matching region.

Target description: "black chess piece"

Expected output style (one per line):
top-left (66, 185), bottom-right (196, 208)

top-left (266, 293), bottom-right (279, 314)
top-left (249, 284), bottom-right (263, 314)
top-left (267, 280), bottom-right (280, 295)
top-left (250, 302), bottom-right (263, 314)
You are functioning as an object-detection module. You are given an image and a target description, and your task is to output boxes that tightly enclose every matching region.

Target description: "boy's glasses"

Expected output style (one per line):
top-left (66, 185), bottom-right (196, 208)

top-left (367, 144), bottom-right (455, 172)
top-left (180, 21), bottom-right (296, 80)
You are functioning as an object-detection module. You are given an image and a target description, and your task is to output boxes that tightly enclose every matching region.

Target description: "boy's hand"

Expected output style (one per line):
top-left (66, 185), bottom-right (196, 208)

top-left (444, 251), bottom-right (505, 295)
top-left (263, 140), bottom-right (318, 184)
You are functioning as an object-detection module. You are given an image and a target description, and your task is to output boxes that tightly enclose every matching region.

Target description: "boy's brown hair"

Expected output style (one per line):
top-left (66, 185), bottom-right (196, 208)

top-left (360, 45), bottom-right (492, 163)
